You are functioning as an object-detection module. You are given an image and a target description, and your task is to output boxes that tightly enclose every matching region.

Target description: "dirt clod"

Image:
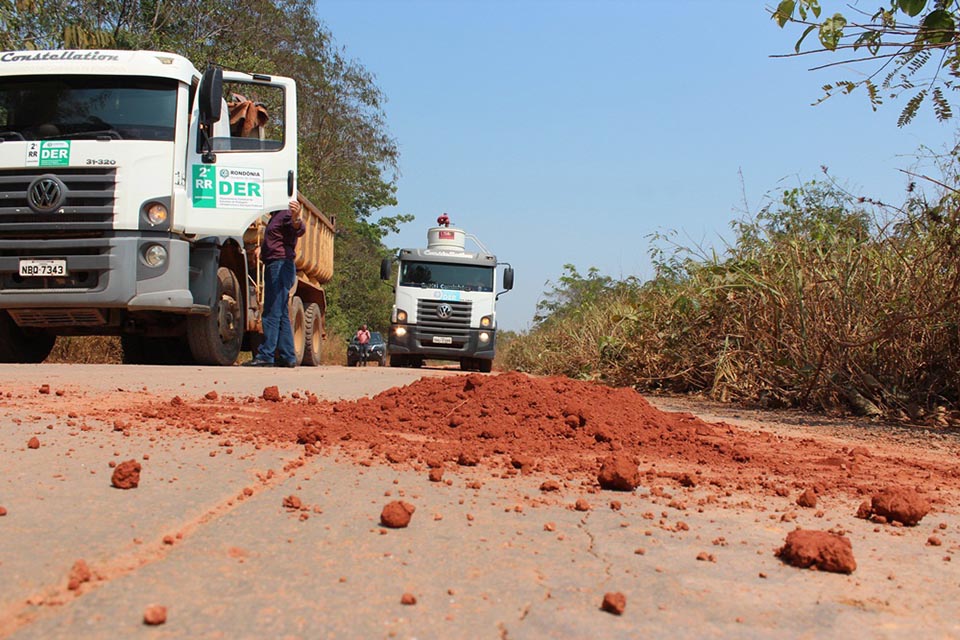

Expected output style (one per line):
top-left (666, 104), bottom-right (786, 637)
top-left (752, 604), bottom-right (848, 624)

top-left (262, 386), bottom-right (281, 402)
top-left (400, 592), bottom-right (417, 605)
top-left (776, 529), bottom-right (856, 574)
top-left (601, 591), bottom-right (626, 615)
top-left (381, 501), bottom-right (416, 528)
top-left (111, 460), bottom-right (141, 489)
top-left (67, 559), bottom-right (92, 590)
top-left (282, 495), bottom-right (302, 510)
top-left (27, 437), bottom-right (39, 449)
top-left (143, 605), bottom-right (167, 625)
top-left (796, 488), bottom-right (818, 508)
top-left (870, 487), bottom-right (931, 526)
top-left (597, 454), bottom-right (640, 491)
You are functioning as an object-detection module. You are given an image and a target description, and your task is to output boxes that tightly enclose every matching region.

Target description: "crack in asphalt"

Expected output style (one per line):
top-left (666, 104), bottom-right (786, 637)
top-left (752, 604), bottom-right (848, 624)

top-left (579, 512), bottom-right (614, 582)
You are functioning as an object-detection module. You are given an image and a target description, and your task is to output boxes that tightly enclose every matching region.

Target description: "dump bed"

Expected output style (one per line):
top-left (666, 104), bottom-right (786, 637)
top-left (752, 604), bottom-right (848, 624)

top-left (293, 193), bottom-right (335, 285)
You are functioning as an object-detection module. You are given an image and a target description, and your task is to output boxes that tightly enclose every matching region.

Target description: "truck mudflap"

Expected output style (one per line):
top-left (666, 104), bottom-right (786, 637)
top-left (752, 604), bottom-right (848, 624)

top-left (0, 234), bottom-right (194, 313)
top-left (387, 324), bottom-right (496, 361)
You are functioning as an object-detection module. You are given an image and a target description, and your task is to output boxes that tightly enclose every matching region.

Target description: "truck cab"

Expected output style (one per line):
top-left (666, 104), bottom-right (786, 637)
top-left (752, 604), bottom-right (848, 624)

top-left (0, 50), bottom-right (311, 365)
top-left (382, 216), bottom-right (513, 372)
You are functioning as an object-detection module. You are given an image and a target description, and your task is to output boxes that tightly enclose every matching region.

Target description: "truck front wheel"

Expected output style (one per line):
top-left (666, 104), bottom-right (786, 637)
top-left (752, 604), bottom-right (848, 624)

top-left (0, 311), bottom-right (55, 363)
top-left (187, 267), bottom-right (243, 366)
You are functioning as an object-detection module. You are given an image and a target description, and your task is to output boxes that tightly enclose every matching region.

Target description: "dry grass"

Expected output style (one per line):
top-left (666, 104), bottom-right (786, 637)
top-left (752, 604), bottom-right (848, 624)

top-left (46, 336), bottom-right (122, 364)
top-left (504, 181), bottom-right (960, 417)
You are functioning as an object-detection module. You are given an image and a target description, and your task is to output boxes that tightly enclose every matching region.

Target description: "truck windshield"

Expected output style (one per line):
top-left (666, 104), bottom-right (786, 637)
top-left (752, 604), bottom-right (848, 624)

top-left (400, 261), bottom-right (494, 292)
top-left (0, 75), bottom-right (177, 141)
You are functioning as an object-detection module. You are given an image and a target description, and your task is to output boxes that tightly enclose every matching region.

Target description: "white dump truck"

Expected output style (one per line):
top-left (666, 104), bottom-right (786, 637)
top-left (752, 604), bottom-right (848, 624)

top-left (0, 49), bottom-right (333, 365)
top-left (380, 214), bottom-right (513, 372)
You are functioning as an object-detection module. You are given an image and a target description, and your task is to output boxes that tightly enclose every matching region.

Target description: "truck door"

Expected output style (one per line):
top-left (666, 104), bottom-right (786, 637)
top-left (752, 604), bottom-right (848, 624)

top-left (183, 71), bottom-right (297, 236)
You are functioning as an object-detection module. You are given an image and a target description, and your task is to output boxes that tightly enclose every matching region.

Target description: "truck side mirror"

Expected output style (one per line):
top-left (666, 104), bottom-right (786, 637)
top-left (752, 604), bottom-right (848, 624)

top-left (502, 266), bottom-right (514, 291)
top-left (380, 257), bottom-right (392, 281)
top-left (198, 67), bottom-right (223, 122)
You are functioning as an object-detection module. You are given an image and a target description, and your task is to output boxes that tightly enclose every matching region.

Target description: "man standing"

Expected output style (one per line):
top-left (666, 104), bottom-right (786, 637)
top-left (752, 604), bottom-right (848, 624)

top-left (356, 324), bottom-right (371, 366)
top-left (245, 200), bottom-right (305, 367)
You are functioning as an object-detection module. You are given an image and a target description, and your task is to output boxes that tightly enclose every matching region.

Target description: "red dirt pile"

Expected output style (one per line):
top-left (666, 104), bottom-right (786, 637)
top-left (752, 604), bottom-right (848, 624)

top-left (867, 487), bottom-right (931, 526)
top-left (381, 501), bottom-right (416, 528)
top-left (111, 460), bottom-right (141, 489)
top-left (113, 371), bottom-right (960, 506)
top-left (776, 529), bottom-right (856, 574)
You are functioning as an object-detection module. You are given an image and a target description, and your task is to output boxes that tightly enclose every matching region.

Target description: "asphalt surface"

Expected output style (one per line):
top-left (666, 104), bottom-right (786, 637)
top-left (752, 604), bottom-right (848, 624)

top-left (0, 364), bottom-right (957, 639)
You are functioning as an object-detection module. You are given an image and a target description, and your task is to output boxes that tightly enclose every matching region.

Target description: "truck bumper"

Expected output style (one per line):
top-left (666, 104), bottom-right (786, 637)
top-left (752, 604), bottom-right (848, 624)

top-left (387, 324), bottom-right (496, 361)
top-left (0, 233), bottom-right (194, 313)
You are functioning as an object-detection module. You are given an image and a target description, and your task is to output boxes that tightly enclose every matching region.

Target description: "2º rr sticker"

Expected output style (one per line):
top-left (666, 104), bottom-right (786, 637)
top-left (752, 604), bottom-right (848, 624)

top-left (192, 165), bottom-right (263, 209)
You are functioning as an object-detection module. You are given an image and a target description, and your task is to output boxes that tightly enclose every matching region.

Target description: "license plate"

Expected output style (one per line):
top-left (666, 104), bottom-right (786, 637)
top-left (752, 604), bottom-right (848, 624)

top-left (432, 335), bottom-right (453, 345)
top-left (19, 259), bottom-right (67, 277)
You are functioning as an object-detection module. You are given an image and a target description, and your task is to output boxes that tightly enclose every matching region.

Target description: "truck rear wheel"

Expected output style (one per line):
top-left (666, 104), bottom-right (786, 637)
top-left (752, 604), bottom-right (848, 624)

top-left (289, 297), bottom-right (306, 366)
top-left (187, 267), bottom-right (243, 366)
top-left (0, 311), bottom-right (55, 363)
top-left (478, 359), bottom-right (493, 373)
top-left (302, 302), bottom-right (322, 366)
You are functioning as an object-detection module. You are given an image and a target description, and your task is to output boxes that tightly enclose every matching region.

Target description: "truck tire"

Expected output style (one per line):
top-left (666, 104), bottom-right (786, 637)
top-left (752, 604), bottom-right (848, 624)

top-left (478, 359), bottom-right (493, 373)
top-left (0, 311), bottom-right (55, 363)
top-left (302, 302), bottom-right (322, 366)
top-left (289, 297), bottom-right (306, 365)
top-left (187, 267), bottom-right (243, 366)
top-left (389, 355), bottom-right (404, 367)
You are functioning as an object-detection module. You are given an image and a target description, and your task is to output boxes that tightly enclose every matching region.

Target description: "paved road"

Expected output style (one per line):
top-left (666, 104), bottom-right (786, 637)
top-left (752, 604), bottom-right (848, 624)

top-left (0, 364), bottom-right (957, 639)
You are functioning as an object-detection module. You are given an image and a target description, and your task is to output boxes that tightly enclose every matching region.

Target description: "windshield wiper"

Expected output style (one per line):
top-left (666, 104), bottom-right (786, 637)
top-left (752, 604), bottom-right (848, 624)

top-left (61, 129), bottom-right (123, 140)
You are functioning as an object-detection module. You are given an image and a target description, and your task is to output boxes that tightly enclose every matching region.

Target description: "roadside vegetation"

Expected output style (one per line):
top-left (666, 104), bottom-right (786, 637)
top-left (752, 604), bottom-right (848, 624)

top-left (502, 172), bottom-right (960, 420)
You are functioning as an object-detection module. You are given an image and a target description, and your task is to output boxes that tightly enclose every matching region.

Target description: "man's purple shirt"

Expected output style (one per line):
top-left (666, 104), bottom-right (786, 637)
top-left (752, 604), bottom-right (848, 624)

top-left (260, 208), bottom-right (306, 261)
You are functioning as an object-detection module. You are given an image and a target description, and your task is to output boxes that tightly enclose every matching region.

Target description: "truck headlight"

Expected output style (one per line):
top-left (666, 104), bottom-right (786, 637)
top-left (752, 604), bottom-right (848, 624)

top-left (142, 244), bottom-right (167, 267)
top-left (396, 309), bottom-right (408, 323)
top-left (479, 331), bottom-right (490, 343)
top-left (480, 315), bottom-right (493, 328)
top-left (145, 202), bottom-right (169, 226)
top-left (395, 326), bottom-right (407, 337)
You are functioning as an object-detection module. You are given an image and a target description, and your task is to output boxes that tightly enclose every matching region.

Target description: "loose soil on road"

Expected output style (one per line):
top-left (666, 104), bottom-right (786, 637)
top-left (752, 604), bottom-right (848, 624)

top-left (1, 365), bottom-right (958, 638)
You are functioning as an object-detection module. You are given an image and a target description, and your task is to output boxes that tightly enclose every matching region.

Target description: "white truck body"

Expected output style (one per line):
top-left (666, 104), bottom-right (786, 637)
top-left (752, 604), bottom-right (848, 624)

top-left (383, 221), bottom-right (513, 372)
top-left (0, 49), bottom-right (325, 365)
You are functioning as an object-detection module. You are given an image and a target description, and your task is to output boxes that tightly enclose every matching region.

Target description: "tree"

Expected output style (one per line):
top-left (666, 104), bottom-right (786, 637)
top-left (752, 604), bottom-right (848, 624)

top-left (771, 0), bottom-right (960, 125)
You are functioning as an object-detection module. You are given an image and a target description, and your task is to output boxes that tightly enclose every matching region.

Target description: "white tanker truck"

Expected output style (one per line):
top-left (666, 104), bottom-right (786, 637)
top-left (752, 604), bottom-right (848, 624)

top-left (380, 214), bottom-right (513, 372)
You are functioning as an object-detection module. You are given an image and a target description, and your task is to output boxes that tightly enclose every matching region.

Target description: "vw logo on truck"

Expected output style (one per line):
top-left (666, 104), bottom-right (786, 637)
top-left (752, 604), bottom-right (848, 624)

top-left (436, 303), bottom-right (453, 319)
top-left (27, 176), bottom-right (65, 213)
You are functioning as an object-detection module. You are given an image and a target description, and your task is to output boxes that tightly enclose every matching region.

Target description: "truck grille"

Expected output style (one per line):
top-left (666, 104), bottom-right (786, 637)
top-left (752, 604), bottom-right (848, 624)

top-left (0, 168), bottom-right (116, 235)
top-left (8, 308), bottom-right (107, 327)
top-left (417, 299), bottom-right (472, 347)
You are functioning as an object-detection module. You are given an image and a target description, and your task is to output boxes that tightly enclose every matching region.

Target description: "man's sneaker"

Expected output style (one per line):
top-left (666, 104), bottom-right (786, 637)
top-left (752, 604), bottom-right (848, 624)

top-left (276, 360), bottom-right (296, 368)
top-left (243, 358), bottom-right (273, 367)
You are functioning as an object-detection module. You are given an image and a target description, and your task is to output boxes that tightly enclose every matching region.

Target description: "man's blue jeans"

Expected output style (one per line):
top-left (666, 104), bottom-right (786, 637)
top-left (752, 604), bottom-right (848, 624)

top-left (256, 259), bottom-right (297, 365)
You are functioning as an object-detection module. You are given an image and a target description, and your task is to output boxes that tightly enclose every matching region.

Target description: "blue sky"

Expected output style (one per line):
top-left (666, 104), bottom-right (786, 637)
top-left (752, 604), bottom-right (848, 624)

top-left (317, 0), bottom-right (948, 331)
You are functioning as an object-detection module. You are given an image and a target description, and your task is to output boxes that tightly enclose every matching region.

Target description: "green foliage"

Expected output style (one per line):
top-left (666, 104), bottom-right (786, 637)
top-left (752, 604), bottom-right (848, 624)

top-left (505, 175), bottom-right (960, 416)
top-left (772, 1), bottom-right (960, 125)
